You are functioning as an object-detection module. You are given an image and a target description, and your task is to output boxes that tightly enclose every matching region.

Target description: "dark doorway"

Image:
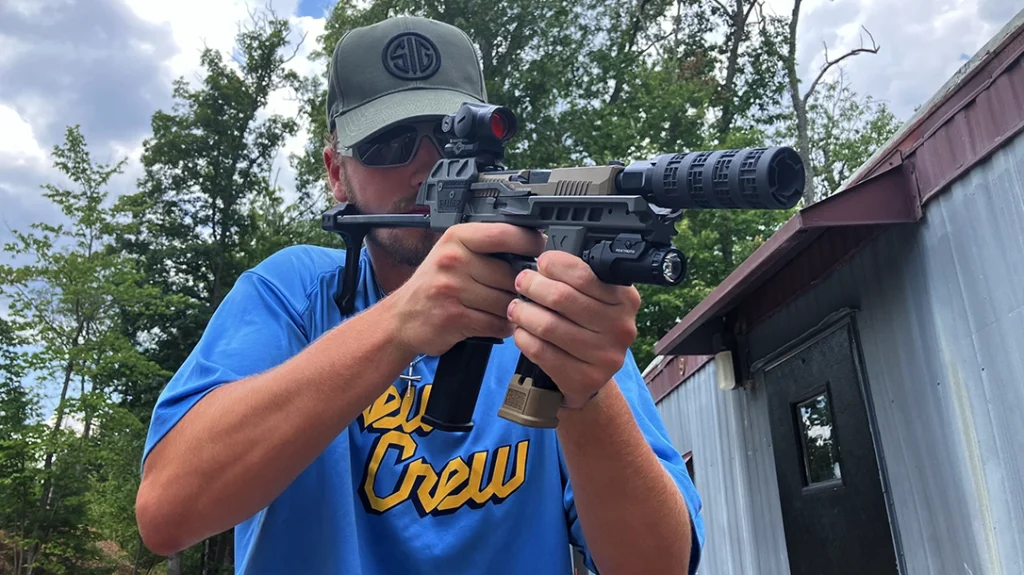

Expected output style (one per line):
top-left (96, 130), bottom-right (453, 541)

top-left (757, 314), bottom-right (901, 575)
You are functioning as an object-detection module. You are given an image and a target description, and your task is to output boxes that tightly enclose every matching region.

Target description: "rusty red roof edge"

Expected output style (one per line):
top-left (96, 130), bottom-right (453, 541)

top-left (841, 8), bottom-right (1024, 193)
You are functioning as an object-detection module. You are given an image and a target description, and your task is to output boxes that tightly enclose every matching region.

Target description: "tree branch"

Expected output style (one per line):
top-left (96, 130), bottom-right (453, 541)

top-left (608, 0), bottom-right (653, 105)
top-left (803, 26), bottom-right (879, 103)
top-left (743, 0), bottom-right (759, 23)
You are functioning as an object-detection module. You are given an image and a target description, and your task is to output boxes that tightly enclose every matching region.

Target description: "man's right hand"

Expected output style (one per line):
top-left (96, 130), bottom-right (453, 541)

top-left (388, 223), bottom-right (547, 357)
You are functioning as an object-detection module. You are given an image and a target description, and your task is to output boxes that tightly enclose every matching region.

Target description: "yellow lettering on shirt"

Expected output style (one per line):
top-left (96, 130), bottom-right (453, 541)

top-left (357, 383), bottom-right (530, 517)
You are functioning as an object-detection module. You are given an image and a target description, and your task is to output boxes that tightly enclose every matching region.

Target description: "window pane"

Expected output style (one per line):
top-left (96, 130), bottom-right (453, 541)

top-left (796, 391), bottom-right (842, 485)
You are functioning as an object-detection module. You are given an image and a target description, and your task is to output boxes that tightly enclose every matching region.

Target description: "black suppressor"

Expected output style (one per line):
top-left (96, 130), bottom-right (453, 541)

top-left (617, 146), bottom-right (805, 210)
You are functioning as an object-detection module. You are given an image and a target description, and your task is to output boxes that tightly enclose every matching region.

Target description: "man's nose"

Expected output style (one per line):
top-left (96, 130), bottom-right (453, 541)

top-left (409, 135), bottom-right (442, 189)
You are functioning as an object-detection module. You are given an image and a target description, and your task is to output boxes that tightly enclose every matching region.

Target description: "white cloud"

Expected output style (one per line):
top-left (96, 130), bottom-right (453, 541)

top-left (0, 0), bottom-right (328, 417)
top-left (0, 104), bottom-right (47, 170)
top-left (0, 31), bottom-right (29, 69)
top-left (266, 14), bottom-right (328, 200)
top-left (123, 0), bottom-right (301, 84)
top-left (0, 0), bottom-right (1021, 240)
top-left (3, 0), bottom-right (71, 18)
top-left (0, 0), bottom-right (330, 251)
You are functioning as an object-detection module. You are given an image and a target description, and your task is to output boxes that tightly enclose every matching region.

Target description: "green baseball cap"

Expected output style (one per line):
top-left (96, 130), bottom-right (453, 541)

top-left (326, 16), bottom-right (488, 148)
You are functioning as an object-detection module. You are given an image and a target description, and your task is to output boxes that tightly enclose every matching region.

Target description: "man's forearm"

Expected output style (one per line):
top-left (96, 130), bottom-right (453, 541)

top-left (136, 296), bottom-right (416, 556)
top-left (556, 380), bottom-right (692, 575)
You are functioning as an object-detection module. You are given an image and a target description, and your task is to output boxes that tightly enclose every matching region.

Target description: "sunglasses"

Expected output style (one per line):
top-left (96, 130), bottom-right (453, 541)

top-left (344, 121), bottom-right (451, 168)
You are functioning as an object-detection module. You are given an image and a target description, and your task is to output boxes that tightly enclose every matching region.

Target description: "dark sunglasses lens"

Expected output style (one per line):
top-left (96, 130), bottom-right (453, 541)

top-left (356, 126), bottom-right (419, 166)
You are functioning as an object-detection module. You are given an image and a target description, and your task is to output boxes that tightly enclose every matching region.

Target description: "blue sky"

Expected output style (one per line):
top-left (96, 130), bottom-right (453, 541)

top-left (297, 0), bottom-right (336, 18)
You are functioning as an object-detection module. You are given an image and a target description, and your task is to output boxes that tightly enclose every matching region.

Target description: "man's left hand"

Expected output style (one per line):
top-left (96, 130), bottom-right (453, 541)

top-left (506, 251), bottom-right (642, 409)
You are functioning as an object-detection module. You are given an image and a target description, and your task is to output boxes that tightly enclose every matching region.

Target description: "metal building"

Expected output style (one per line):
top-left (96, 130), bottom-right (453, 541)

top-left (645, 7), bottom-right (1024, 574)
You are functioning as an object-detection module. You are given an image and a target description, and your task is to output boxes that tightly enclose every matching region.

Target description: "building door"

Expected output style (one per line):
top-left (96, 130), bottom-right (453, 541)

top-left (758, 314), bottom-right (901, 575)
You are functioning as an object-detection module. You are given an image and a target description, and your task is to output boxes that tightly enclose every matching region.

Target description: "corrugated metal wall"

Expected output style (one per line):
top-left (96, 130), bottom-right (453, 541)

top-left (655, 360), bottom-right (791, 574)
top-left (742, 130), bottom-right (1024, 575)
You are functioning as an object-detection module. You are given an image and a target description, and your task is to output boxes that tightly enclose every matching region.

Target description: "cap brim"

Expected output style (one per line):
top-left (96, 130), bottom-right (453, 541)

top-left (334, 88), bottom-right (483, 148)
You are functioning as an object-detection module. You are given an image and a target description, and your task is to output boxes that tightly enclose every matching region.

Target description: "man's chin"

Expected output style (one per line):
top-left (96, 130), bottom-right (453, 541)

top-left (369, 228), bottom-right (440, 267)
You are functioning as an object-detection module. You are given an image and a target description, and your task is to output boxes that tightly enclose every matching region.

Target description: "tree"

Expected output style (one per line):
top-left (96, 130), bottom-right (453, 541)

top-left (0, 1), bottom-right (909, 571)
top-left (783, 0), bottom-right (881, 204)
top-left (113, 8), bottom-right (307, 419)
top-left (287, 0), bottom-right (835, 369)
top-left (0, 314), bottom-right (39, 573)
top-left (801, 70), bottom-right (901, 197)
top-left (0, 124), bottom-right (168, 574)
top-left (291, 0), bottom-right (603, 206)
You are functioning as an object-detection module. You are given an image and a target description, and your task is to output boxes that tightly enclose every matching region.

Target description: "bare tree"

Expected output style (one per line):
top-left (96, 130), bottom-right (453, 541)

top-left (785, 0), bottom-right (880, 204)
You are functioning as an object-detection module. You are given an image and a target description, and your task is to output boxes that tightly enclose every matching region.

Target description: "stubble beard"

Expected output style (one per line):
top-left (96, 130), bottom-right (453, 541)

top-left (368, 227), bottom-right (440, 267)
top-left (339, 162), bottom-right (440, 267)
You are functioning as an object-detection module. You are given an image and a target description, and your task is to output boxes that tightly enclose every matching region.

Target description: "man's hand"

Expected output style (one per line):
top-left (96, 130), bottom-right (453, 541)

top-left (506, 250), bottom-right (642, 408)
top-left (502, 250), bottom-right (695, 574)
top-left (389, 223), bottom-right (547, 357)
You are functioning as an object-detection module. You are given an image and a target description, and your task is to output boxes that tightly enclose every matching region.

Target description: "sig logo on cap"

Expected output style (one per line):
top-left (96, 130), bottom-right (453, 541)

top-left (382, 32), bottom-right (442, 80)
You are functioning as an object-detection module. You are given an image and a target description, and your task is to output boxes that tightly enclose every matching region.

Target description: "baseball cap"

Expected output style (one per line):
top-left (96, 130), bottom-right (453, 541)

top-left (326, 16), bottom-right (488, 148)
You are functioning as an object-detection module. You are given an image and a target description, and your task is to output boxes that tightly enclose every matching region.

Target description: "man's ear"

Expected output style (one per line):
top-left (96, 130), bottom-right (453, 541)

top-left (323, 144), bottom-right (350, 204)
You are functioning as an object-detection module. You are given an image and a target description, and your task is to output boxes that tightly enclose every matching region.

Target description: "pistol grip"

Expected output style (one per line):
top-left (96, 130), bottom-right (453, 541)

top-left (495, 252), bottom-right (539, 306)
top-left (422, 336), bottom-right (503, 432)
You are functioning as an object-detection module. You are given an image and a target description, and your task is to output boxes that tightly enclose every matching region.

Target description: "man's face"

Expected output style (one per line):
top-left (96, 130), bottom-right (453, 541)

top-left (324, 119), bottom-right (446, 267)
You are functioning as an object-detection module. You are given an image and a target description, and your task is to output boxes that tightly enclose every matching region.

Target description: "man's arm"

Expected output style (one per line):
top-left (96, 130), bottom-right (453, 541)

top-left (136, 292), bottom-right (416, 556)
top-left (556, 381), bottom-right (696, 574)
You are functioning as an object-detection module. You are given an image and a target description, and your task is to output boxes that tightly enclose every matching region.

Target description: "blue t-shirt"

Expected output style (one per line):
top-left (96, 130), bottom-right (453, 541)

top-left (143, 244), bottom-right (704, 574)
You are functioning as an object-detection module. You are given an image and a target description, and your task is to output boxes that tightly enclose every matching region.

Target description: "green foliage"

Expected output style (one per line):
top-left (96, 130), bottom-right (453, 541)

top-left (805, 73), bottom-right (902, 197)
top-left (0, 124), bottom-right (167, 574)
top-left (772, 69), bottom-right (901, 201)
top-left (111, 10), bottom-right (322, 422)
top-left (293, 0), bottom-right (814, 371)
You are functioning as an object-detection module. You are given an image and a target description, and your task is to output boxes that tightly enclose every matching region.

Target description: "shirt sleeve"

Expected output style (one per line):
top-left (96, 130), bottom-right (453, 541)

top-left (141, 264), bottom-right (311, 472)
top-left (561, 348), bottom-right (705, 575)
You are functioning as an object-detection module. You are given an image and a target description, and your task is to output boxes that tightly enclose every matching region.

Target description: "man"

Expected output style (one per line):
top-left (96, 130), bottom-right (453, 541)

top-left (135, 15), bottom-right (705, 575)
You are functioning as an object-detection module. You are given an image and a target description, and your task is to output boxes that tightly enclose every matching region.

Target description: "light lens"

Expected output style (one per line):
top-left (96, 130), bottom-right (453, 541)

top-left (661, 251), bottom-right (684, 284)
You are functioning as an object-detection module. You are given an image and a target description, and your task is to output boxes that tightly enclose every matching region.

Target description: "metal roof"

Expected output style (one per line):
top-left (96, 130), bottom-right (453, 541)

top-left (654, 7), bottom-right (1024, 359)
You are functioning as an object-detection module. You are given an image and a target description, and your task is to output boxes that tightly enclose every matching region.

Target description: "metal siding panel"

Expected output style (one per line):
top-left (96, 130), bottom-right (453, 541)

top-left (742, 131), bottom-right (1024, 574)
top-left (934, 132), bottom-right (1024, 575)
top-left (655, 362), bottom-right (791, 575)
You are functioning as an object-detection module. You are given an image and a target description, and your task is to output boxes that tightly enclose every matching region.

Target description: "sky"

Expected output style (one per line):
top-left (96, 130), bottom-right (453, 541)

top-left (0, 0), bottom-right (1021, 281)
